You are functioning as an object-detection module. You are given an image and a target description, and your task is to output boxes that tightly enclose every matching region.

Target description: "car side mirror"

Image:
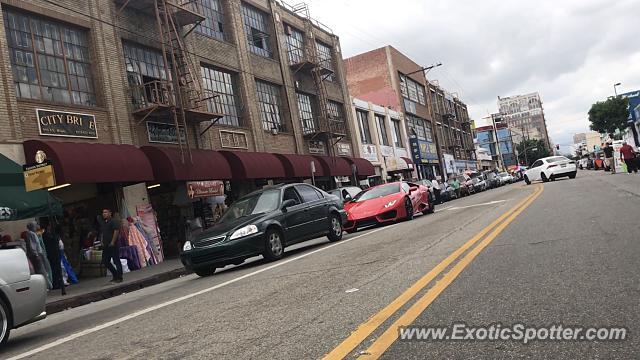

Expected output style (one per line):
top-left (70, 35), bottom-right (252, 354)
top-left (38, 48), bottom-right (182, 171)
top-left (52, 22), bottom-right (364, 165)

top-left (409, 186), bottom-right (418, 192)
top-left (343, 194), bottom-right (352, 203)
top-left (281, 199), bottom-right (296, 212)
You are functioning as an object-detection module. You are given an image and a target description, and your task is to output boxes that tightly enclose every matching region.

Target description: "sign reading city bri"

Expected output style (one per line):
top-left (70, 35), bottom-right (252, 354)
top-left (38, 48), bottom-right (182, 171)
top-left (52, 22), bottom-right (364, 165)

top-left (37, 109), bottom-right (97, 138)
top-left (187, 180), bottom-right (224, 199)
top-left (23, 161), bottom-right (56, 192)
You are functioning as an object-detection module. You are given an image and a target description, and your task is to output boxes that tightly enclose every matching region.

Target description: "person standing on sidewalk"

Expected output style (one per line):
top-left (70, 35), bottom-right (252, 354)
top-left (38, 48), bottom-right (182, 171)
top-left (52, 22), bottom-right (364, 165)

top-left (41, 219), bottom-right (66, 295)
top-left (100, 208), bottom-right (123, 283)
top-left (431, 178), bottom-right (442, 204)
top-left (620, 142), bottom-right (638, 174)
top-left (603, 142), bottom-right (616, 174)
top-left (452, 178), bottom-right (461, 199)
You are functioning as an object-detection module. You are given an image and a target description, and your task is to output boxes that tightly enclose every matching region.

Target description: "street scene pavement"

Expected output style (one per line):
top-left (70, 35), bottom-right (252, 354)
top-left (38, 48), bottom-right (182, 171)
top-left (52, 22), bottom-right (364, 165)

top-left (2, 170), bottom-right (638, 359)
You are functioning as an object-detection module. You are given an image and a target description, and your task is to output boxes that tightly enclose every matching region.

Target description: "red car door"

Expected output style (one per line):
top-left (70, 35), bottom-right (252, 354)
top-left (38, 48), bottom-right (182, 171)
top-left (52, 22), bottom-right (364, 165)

top-left (406, 182), bottom-right (424, 213)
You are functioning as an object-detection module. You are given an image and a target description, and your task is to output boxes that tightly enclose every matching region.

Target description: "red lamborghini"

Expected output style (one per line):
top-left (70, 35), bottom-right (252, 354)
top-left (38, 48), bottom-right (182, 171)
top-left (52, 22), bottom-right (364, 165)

top-left (343, 181), bottom-right (433, 233)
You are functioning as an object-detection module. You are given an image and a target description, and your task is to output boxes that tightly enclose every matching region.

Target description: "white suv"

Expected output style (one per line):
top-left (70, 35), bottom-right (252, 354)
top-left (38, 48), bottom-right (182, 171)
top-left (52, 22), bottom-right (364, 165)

top-left (524, 156), bottom-right (577, 184)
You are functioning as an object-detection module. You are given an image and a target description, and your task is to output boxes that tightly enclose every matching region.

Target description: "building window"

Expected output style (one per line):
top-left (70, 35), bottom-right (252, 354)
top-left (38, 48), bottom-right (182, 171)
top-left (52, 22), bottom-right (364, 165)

top-left (123, 42), bottom-right (169, 109)
top-left (327, 100), bottom-right (346, 135)
top-left (398, 73), bottom-right (426, 105)
top-left (391, 119), bottom-right (403, 148)
top-left (201, 65), bottom-right (241, 126)
top-left (241, 3), bottom-right (271, 58)
top-left (285, 24), bottom-right (304, 64)
top-left (406, 115), bottom-right (432, 142)
top-left (256, 80), bottom-right (284, 132)
top-left (356, 110), bottom-right (372, 144)
top-left (196, 0), bottom-right (225, 40)
top-left (297, 92), bottom-right (316, 135)
top-left (375, 114), bottom-right (389, 146)
top-left (316, 40), bottom-right (334, 81)
top-left (4, 10), bottom-right (96, 106)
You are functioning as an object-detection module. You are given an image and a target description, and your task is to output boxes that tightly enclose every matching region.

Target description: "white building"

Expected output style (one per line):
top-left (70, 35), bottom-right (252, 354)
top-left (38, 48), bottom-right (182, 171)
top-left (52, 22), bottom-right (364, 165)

top-left (498, 92), bottom-right (551, 148)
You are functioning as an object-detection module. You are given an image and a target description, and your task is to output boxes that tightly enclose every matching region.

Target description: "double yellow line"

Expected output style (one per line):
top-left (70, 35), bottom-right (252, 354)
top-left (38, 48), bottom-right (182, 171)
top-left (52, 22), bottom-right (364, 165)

top-left (323, 184), bottom-right (544, 360)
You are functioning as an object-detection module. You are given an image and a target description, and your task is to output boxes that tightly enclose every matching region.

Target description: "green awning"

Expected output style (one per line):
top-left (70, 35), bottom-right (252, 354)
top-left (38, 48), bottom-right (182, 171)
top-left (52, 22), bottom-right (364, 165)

top-left (0, 152), bottom-right (62, 221)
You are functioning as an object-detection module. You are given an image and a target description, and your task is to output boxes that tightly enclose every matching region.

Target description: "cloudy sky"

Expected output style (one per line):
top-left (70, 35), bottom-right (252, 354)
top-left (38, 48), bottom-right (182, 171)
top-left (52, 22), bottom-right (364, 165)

top-left (305, 0), bottom-right (640, 150)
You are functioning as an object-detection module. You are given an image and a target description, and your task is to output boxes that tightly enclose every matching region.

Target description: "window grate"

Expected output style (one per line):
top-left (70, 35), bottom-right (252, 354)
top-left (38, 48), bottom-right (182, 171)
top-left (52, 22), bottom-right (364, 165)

top-left (201, 65), bottom-right (241, 127)
top-left (297, 92), bottom-right (316, 135)
top-left (256, 80), bottom-right (284, 132)
top-left (286, 25), bottom-right (304, 64)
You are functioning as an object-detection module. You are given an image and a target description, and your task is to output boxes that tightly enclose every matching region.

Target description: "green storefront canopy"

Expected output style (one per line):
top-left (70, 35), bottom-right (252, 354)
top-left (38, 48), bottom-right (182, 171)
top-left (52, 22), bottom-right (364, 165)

top-left (0, 152), bottom-right (62, 221)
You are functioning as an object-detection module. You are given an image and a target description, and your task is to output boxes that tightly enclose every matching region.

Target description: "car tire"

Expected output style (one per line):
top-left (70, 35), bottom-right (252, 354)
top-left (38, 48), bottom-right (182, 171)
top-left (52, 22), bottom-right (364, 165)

top-left (404, 197), bottom-right (414, 221)
top-left (524, 175), bottom-right (531, 185)
top-left (263, 228), bottom-right (285, 261)
top-left (194, 267), bottom-right (216, 277)
top-left (327, 214), bottom-right (343, 242)
top-left (426, 198), bottom-right (435, 214)
top-left (541, 172), bottom-right (549, 182)
top-left (0, 296), bottom-right (11, 348)
top-left (569, 172), bottom-right (576, 179)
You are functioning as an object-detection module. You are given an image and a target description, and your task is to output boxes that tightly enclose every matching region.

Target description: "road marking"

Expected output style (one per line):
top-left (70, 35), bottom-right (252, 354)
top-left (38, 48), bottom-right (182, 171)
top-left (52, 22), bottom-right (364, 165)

top-left (434, 205), bottom-right (452, 212)
top-left (361, 185), bottom-right (544, 359)
top-left (446, 200), bottom-right (507, 211)
top-left (6, 224), bottom-right (401, 360)
top-left (322, 186), bottom-right (542, 360)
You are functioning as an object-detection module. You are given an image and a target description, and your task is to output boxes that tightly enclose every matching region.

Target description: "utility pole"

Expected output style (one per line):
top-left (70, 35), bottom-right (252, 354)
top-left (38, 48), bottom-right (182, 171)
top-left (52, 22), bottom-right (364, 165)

top-left (614, 82), bottom-right (621, 97)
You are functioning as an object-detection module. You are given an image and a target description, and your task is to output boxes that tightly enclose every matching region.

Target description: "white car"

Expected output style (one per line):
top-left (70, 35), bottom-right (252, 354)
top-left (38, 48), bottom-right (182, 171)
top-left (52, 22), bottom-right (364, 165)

top-left (524, 156), bottom-right (577, 184)
top-left (498, 172), bottom-right (514, 185)
top-left (1, 243), bottom-right (48, 347)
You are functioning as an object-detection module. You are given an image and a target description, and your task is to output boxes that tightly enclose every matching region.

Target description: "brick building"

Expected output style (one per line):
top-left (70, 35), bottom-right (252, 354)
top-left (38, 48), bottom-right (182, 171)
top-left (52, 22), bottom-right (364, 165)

top-left (0, 0), bottom-right (371, 260)
top-left (498, 92), bottom-right (551, 150)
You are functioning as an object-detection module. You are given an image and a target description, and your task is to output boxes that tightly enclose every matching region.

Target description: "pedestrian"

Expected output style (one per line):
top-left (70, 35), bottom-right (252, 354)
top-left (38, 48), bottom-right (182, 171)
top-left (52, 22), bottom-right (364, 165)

top-left (452, 178), bottom-right (461, 198)
top-left (100, 208), bottom-right (123, 283)
top-left (431, 178), bottom-right (442, 204)
top-left (41, 219), bottom-right (66, 295)
top-left (25, 222), bottom-right (53, 289)
top-left (603, 142), bottom-right (615, 174)
top-left (619, 141), bottom-right (638, 174)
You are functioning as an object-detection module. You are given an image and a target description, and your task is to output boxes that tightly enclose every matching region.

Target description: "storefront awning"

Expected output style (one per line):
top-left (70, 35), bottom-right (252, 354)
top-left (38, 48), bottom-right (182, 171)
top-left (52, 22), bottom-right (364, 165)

top-left (141, 146), bottom-right (232, 182)
top-left (274, 153), bottom-right (324, 177)
top-left (312, 156), bottom-right (352, 176)
top-left (220, 151), bottom-right (286, 179)
top-left (401, 157), bottom-right (414, 165)
top-left (347, 157), bottom-right (376, 176)
top-left (23, 140), bottom-right (153, 184)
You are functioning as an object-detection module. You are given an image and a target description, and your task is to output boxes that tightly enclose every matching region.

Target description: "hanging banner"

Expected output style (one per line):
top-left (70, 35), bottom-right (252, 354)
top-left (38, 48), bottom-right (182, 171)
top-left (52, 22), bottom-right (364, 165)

top-left (187, 180), bottom-right (225, 199)
top-left (37, 109), bottom-right (97, 138)
top-left (136, 204), bottom-right (163, 263)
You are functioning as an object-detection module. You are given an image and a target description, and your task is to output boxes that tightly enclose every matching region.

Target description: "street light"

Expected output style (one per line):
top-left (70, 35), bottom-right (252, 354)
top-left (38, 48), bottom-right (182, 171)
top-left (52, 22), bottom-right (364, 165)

top-left (614, 82), bottom-right (622, 97)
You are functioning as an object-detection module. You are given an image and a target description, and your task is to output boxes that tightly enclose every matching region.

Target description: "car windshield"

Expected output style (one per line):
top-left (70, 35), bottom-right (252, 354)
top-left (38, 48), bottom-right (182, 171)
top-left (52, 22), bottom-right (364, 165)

top-left (353, 183), bottom-right (400, 202)
top-left (547, 156), bottom-right (569, 163)
top-left (219, 190), bottom-right (280, 223)
top-left (499, 172), bottom-right (509, 177)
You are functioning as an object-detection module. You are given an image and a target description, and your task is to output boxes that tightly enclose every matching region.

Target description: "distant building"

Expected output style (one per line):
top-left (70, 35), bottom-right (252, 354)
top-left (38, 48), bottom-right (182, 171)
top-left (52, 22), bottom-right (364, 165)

top-left (585, 131), bottom-right (604, 153)
top-left (474, 114), bottom-right (517, 169)
top-left (498, 92), bottom-right (551, 149)
top-left (619, 90), bottom-right (640, 147)
top-left (573, 133), bottom-right (587, 145)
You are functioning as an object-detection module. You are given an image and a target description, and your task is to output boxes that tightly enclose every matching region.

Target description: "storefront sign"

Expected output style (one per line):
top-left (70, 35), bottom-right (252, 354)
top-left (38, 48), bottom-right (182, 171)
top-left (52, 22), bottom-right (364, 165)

top-left (334, 176), bottom-right (350, 183)
top-left (361, 144), bottom-right (378, 162)
top-left (308, 140), bottom-right (326, 154)
top-left (220, 130), bottom-right (248, 149)
top-left (23, 161), bottom-right (56, 192)
top-left (187, 180), bottom-right (224, 199)
top-left (147, 121), bottom-right (186, 144)
top-left (410, 138), bottom-right (438, 164)
top-left (36, 109), bottom-right (97, 139)
top-left (380, 146), bottom-right (394, 157)
top-left (337, 143), bottom-right (352, 156)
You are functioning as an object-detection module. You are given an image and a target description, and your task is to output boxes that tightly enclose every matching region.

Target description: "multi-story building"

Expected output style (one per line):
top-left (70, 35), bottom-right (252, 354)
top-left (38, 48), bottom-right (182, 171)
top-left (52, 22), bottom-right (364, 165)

top-left (474, 113), bottom-right (517, 169)
top-left (0, 0), bottom-right (371, 259)
top-left (344, 46), bottom-right (438, 180)
top-left (427, 82), bottom-right (476, 176)
top-left (498, 92), bottom-right (551, 149)
top-left (573, 132), bottom-right (587, 145)
top-left (620, 90), bottom-right (640, 147)
top-left (349, 97), bottom-right (414, 185)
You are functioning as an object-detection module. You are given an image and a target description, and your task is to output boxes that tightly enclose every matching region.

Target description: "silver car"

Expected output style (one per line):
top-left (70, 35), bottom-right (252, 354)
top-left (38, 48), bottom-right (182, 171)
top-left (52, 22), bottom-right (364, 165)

top-left (1, 242), bottom-right (47, 347)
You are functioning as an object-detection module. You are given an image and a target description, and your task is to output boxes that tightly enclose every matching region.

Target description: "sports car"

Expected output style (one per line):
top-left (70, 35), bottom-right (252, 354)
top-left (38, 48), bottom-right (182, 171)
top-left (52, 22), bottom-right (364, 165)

top-left (343, 181), bottom-right (433, 233)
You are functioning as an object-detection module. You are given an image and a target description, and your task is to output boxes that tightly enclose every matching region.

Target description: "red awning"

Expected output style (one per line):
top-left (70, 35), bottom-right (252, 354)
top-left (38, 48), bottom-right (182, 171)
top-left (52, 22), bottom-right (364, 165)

top-left (347, 157), bottom-right (376, 176)
top-left (312, 156), bottom-right (352, 176)
top-left (141, 146), bottom-right (232, 181)
top-left (23, 140), bottom-right (153, 184)
top-left (220, 151), bottom-right (286, 179)
top-left (273, 153), bottom-right (325, 177)
top-left (401, 157), bottom-right (414, 165)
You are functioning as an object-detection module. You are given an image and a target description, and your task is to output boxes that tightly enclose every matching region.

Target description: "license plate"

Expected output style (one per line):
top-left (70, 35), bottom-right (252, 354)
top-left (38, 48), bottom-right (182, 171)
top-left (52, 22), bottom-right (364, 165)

top-left (561, 164), bottom-right (567, 168)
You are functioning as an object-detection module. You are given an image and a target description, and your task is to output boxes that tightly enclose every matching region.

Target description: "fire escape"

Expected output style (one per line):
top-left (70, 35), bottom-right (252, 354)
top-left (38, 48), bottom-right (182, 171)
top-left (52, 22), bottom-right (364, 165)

top-left (116, 0), bottom-right (224, 163)
top-left (287, 3), bottom-right (345, 157)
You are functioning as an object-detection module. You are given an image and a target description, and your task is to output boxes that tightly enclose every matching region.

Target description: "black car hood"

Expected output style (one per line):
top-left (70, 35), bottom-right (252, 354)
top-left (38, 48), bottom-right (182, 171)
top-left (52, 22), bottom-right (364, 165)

top-left (191, 213), bottom-right (267, 242)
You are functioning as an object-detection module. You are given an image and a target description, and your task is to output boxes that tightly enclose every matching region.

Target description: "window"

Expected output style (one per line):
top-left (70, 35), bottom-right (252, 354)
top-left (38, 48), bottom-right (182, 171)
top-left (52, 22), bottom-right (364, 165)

top-left (123, 42), bottom-right (170, 108)
top-left (241, 3), bottom-right (271, 58)
top-left (356, 110), bottom-right (372, 144)
top-left (297, 92), bottom-right (316, 135)
top-left (295, 185), bottom-right (321, 203)
top-left (375, 114), bottom-right (389, 146)
top-left (4, 10), bottom-right (95, 106)
top-left (283, 187), bottom-right (301, 205)
top-left (398, 73), bottom-right (426, 105)
top-left (196, 0), bottom-right (225, 40)
top-left (285, 25), bottom-right (304, 64)
top-left (201, 65), bottom-right (241, 126)
top-left (316, 41), bottom-right (334, 81)
top-left (391, 119), bottom-right (403, 148)
top-left (256, 80), bottom-right (284, 132)
top-left (406, 115), bottom-right (432, 142)
top-left (532, 160), bottom-right (543, 168)
top-left (327, 101), bottom-right (346, 135)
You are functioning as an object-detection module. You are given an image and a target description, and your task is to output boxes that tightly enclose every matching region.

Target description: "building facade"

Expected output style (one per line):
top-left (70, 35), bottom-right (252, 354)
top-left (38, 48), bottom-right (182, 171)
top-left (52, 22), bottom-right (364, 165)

top-left (474, 114), bottom-right (517, 169)
top-left (573, 132), bottom-right (587, 145)
top-left (350, 97), bottom-right (414, 185)
top-left (0, 0), bottom-right (370, 260)
top-left (620, 90), bottom-right (640, 147)
top-left (498, 92), bottom-right (551, 149)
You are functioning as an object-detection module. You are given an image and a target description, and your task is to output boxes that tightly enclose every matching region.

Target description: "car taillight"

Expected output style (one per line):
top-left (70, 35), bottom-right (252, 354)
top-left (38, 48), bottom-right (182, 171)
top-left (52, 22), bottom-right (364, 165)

top-left (547, 164), bottom-right (557, 169)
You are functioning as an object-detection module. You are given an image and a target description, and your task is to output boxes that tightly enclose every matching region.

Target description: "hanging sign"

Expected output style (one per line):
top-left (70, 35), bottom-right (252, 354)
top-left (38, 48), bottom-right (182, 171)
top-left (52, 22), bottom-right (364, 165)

top-left (37, 109), bottom-right (97, 138)
top-left (147, 121), bottom-right (187, 144)
top-left (23, 161), bottom-right (56, 192)
top-left (187, 180), bottom-right (225, 199)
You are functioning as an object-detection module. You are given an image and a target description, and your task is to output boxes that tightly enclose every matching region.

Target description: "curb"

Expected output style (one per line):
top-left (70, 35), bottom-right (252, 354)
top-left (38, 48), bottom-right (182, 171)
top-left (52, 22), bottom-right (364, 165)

top-left (46, 267), bottom-right (192, 315)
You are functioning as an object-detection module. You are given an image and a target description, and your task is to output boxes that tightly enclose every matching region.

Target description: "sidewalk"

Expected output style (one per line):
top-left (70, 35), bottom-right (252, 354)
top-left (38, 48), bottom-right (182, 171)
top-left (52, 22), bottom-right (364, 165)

top-left (46, 258), bottom-right (190, 314)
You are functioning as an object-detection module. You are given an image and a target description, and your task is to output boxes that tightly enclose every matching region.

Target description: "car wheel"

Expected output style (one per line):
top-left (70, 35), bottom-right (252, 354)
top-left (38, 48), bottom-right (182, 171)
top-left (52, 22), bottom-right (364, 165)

top-left (541, 172), bottom-right (549, 182)
top-left (569, 172), bottom-right (576, 179)
top-left (426, 198), bottom-right (435, 214)
top-left (404, 197), bottom-right (414, 221)
top-left (194, 267), bottom-right (216, 277)
top-left (524, 175), bottom-right (531, 185)
top-left (327, 214), bottom-right (343, 242)
top-left (0, 297), bottom-right (10, 347)
top-left (263, 228), bottom-right (284, 261)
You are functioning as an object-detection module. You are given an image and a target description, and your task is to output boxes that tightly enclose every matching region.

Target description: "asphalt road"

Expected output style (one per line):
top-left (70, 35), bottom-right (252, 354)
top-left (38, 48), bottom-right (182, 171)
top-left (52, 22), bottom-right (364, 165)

top-left (2, 170), bottom-right (638, 360)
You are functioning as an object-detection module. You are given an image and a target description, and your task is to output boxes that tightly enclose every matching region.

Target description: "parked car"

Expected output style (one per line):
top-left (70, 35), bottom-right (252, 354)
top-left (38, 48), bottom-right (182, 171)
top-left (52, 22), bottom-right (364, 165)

top-left (578, 158), bottom-right (588, 170)
top-left (459, 175), bottom-right (474, 195)
top-left (498, 172), bottom-right (514, 185)
top-left (441, 182), bottom-right (457, 201)
top-left (524, 156), bottom-right (577, 184)
top-left (415, 179), bottom-right (436, 200)
top-left (1, 242), bottom-right (47, 347)
top-left (471, 177), bottom-right (487, 192)
top-left (343, 181), bottom-right (433, 233)
top-left (328, 186), bottom-right (362, 203)
top-left (484, 171), bottom-right (501, 189)
top-left (181, 183), bottom-right (347, 277)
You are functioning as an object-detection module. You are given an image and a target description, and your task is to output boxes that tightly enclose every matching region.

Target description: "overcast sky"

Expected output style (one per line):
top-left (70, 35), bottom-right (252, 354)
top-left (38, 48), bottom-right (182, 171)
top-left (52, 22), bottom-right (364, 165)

top-left (305, 0), bottom-right (640, 150)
